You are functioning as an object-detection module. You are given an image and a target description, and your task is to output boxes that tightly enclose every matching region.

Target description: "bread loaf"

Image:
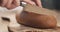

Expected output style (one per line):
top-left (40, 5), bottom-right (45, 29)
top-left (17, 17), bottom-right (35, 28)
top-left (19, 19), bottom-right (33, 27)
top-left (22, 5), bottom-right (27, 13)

top-left (16, 4), bottom-right (57, 29)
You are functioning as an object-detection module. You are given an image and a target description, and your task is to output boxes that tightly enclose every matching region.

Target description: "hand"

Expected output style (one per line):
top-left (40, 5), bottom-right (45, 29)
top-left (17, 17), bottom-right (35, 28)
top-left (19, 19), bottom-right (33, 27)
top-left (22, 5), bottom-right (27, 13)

top-left (0, 0), bottom-right (42, 9)
top-left (23, 0), bottom-right (42, 8)
top-left (0, 0), bottom-right (20, 9)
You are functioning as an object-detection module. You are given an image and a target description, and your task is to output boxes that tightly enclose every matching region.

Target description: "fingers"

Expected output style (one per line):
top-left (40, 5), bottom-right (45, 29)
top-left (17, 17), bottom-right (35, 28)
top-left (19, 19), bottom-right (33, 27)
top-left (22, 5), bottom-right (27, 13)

top-left (13, 0), bottom-right (20, 6)
top-left (23, 0), bottom-right (42, 7)
top-left (0, 0), bottom-right (20, 9)
top-left (0, 0), bottom-right (42, 9)
top-left (5, 0), bottom-right (20, 9)
top-left (5, 0), bottom-right (13, 8)
top-left (34, 0), bottom-right (42, 7)
top-left (23, 0), bottom-right (36, 5)
top-left (1, 0), bottom-right (8, 6)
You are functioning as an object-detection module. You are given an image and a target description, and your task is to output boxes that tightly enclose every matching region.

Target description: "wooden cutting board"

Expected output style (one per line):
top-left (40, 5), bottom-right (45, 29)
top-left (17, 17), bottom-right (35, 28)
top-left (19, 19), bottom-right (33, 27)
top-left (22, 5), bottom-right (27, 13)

top-left (8, 25), bottom-right (60, 32)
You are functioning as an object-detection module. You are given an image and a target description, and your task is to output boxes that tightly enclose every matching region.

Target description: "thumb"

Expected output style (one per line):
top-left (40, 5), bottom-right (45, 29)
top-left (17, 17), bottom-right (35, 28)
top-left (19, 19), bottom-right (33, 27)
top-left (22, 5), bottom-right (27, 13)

top-left (35, 0), bottom-right (42, 8)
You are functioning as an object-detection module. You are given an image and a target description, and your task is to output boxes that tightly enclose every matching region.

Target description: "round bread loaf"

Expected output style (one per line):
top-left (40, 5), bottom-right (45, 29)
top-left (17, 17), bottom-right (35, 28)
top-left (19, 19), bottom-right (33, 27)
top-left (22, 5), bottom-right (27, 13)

top-left (16, 11), bottom-right (57, 29)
